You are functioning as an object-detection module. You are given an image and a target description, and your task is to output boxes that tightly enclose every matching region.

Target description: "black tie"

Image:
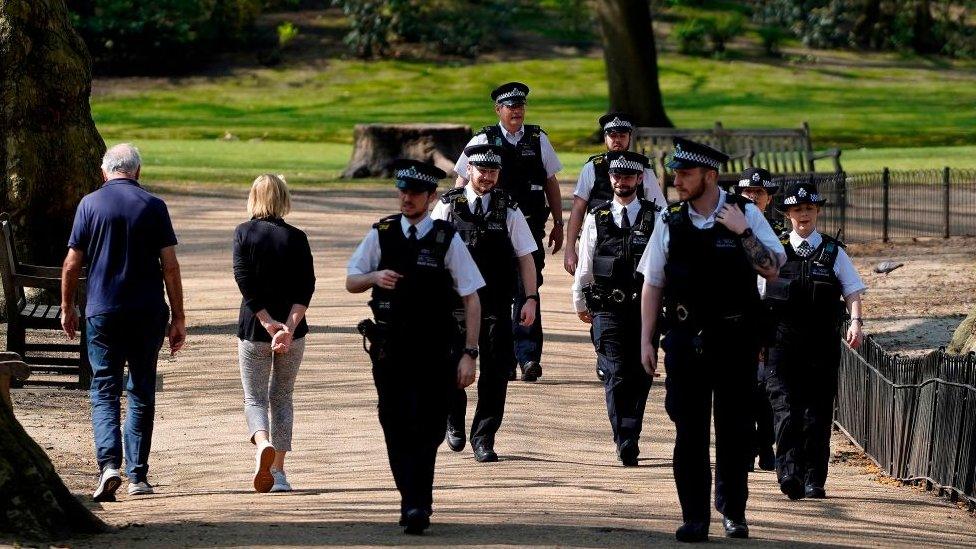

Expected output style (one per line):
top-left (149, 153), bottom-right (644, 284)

top-left (408, 224), bottom-right (418, 242)
top-left (796, 240), bottom-right (813, 258)
top-left (620, 206), bottom-right (631, 229)
top-left (474, 196), bottom-right (484, 216)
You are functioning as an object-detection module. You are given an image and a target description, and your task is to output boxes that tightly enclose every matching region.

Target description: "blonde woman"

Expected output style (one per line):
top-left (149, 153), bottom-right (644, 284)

top-left (233, 174), bottom-right (315, 493)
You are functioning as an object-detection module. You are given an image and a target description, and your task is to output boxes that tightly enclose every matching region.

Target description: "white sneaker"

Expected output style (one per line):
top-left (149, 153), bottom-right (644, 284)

top-left (270, 469), bottom-right (292, 492)
top-left (93, 467), bottom-right (122, 502)
top-left (127, 480), bottom-right (154, 496)
top-left (253, 441), bottom-right (275, 493)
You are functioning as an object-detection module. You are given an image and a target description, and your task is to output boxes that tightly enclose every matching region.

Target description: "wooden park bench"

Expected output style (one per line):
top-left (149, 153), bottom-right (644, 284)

top-left (0, 214), bottom-right (89, 388)
top-left (633, 122), bottom-right (843, 185)
top-left (0, 352), bottom-right (30, 416)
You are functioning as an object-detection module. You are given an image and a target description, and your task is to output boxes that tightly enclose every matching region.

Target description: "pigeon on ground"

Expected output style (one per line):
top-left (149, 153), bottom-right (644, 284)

top-left (873, 260), bottom-right (904, 275)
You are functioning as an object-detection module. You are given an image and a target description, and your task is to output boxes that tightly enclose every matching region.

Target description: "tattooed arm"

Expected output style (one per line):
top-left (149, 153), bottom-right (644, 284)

top-left (715, 203), bottom-right (780, 279)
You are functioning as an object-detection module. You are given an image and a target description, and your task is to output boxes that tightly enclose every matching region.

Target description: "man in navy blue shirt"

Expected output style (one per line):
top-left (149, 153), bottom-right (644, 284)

top-left (61, 143), bottom-right (186, 502)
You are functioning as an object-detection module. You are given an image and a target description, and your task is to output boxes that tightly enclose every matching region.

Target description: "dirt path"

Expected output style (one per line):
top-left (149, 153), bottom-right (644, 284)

top-left (8, 185), bottom-right (976, 547)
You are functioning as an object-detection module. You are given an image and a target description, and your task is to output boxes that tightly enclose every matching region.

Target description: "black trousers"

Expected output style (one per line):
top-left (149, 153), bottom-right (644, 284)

top-left (371, 339), bottom-right (455, 516)
top-left (663, 325), bottom-right (759, 523)
top-left (449, 311), bottom-right (515, 447)
top-left (753, 355), bottom-right (775, 459)
top-left (513, 231), bottom-right (545, 366)
top-left (766, 324), bottom-right (840, 489)
top-left (591, 309), bottom-right (653, 446)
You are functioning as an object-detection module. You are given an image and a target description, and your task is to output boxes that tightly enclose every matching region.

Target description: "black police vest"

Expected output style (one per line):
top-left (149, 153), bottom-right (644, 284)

top-left (768, 215), bottom-right (789, 240)
top-left (772, 235), bottom-right (844, 327)
top-left (663, 194), bottom-right (761, 324)
top-left (591, 199), bottom-right (658, 298)
top-left (587, 153), bottom-right (646, 212)
top-left (369, 214), bottom-right (457, 334)
top-left (479, 125), bottom-right (548, 229)
top-left (440, 187), bottom-right (516, 308)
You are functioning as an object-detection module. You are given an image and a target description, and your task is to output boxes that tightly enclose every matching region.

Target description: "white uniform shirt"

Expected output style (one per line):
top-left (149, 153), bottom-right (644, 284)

top-left (787, 230), bottom-right (867, 298)
top-left (637, 189), bottom-right (787, 288)
top-left (454, 122), bottom-right (562, 180)
top-left (429, 185), bottom-right (538, 258)
top-left (573, 160), bottom-right (667, 207)
top-left (572, 197), bottom-right (645, 312)
top-left (347, 214), bottom-right (486, 297)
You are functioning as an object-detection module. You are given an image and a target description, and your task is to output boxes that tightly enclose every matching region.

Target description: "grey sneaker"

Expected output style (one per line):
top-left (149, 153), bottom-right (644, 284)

top-left (127, 480), bottom-right (154, 496)
top-left (93, 467), bottom-right (122, 502)
top-left (270, 469), bottom-right (292, 492)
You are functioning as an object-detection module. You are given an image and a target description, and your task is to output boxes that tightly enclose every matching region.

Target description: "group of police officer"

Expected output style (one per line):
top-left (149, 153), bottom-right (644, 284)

top-left (345, 81), bottom-right (866, 541)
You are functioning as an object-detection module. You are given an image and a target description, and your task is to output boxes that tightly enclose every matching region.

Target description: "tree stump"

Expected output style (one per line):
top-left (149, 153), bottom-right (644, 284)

top-left (342, 124), bottom-right (472, 179)
top-left (949, 309), bottom-right (976, 354)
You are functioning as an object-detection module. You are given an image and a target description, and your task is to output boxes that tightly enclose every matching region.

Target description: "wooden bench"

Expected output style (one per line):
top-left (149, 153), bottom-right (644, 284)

top-left (0, 214), bottom-right (89, 388)
top-left (0, 352), bottom-right (30, 415)
top-left (633, 122), bottom-right (842, 185)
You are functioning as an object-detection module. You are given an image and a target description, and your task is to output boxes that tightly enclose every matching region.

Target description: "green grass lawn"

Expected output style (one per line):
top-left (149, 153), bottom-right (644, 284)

top-left (93, 53), bottom-right (976, 153)
top-left (130, 138), bottom-right (976, 186)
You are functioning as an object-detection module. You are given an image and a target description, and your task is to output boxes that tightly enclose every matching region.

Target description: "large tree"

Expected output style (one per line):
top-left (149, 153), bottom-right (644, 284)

top-left (0, 0), bottom-right (108, 541)
top-left (1, 0), bottom-right (105, 265)
top-left (594, 0), bottom-right (672, 127)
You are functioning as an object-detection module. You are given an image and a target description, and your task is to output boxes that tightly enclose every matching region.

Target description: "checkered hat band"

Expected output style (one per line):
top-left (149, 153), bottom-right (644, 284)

top-left (604, 118), bottom-right (633, 131)
top-left (396, 169), bottom-right (438, 184)
top-left (738, 178), bottom-right (775, 188)
top-left (495, 89), bottom-right (526, 102)
top-left (783, 194), bottom-right (823, 205)
top-left (673, 149), bottom-right (722, 169)
top-left (469, 151), bottom-right (501, 165)
top-left (610, 158), bottom-right (643, 172)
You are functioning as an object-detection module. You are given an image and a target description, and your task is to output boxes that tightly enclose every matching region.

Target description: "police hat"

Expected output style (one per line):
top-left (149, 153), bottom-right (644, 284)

top-left (491, 82), bottom-right (529, 106)
top-left (735, 167), bottom-right (778, 194)
top-left (599, 112), bottom-right (635, 134)
top-left (391, 158), bottom-right (446, 192)
top-left (666, 137), bottom-right (729, 172)
top-left (780, 182), bottom-right (827, 210)
top-left (464, 144), bottom-right (503, 169)
top-left (606, 150), bottom-right (648, 175)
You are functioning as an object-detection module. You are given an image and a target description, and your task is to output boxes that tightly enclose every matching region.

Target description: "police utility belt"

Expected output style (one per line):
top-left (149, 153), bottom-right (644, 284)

top-left (663, 300), bottom-right (750, 331)
top-left (583, 284), bottom-right (639, 312)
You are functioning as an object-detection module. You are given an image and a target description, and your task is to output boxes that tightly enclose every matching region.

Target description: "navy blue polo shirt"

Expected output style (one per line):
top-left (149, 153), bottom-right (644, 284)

top-left (68, 178), bottom-right (178, 317)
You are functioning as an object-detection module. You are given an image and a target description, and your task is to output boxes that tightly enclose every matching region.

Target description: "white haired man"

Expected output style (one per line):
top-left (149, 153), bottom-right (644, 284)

top-left (61, 143), bottom-right (186, 501)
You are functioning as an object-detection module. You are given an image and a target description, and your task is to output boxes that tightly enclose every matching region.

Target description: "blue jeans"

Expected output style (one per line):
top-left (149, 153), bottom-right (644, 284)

top-left (87, 307), bottom-right (168, 481)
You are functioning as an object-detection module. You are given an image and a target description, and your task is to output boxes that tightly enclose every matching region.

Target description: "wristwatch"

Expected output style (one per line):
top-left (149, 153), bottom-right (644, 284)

top-left (737, 227), bottom-right (754, 239)
top-left (463, 347), bottom-right (480, 359)
top-left (525, 294), bottom-right (540, 302)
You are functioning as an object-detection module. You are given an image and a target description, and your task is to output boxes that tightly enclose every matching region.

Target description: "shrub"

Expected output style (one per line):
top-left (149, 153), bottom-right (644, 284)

top-left (707, 12), bottom-right (745, 54)
top-left (758, 25), bottom-right (787, 56)
top-left (673, 18), bottom-right (710, 56)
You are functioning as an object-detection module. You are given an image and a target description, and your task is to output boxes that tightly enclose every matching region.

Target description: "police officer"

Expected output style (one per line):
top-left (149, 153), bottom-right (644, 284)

top-left (730, 167), bottom-right (782, 472)
top-left (764, 181), bottom-right (866, 500)
top-left (572, 150), bottom-right (659, 466)
top-left (346, 159), bottom-right (485, 535)
top-left (455, 81), bottom-right (564, 382)
top-left (432, 144), bottom-right (538, 462)
top-left (637, 138), bottom-right (786, 542)
top-left (565, 112), bottom-right (667, 275)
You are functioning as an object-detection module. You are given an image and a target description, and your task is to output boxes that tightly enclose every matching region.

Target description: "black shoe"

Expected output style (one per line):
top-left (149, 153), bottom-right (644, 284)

top-left (446, 421), bottom-right (465, 452)
top-left (402, 508), bottom-right (430, 535)
top-left (508, 368), bottom-right (517, 381)
top-left (758, 449), bottom-right (775, 471)
top-left (805, 485), bottom-right (826, 499)
top-left (473, 442), bottom-right (498, 463)
top-left (675, 521), bottom-right (709, 542)
top-left (779, 475), bottom-right (805, 500)
top-left (723, 516), bottom-right (749, 539)
top-left (596, 367), bottom-right (606, 382)
top-left (520, 361), bottom-right (542, 382)
top-left (618, 439), bottom-right (639, 467)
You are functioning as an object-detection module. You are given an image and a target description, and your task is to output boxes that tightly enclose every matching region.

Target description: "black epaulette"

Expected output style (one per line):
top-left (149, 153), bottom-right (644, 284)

top-left (525, 124), bottom-right (545, 136)
top-left (373, 214), bottom-right (400, 231)
top-left (440, 187), bottom-right (465, 204)
top-left (589, 199), bottom-right (613, 215)
top-left (664, 202), bottom-right (683, 225)
top-left (588, 153), bottom-right (605, 164)
top-left (725, 193), bottom-right (751, 212)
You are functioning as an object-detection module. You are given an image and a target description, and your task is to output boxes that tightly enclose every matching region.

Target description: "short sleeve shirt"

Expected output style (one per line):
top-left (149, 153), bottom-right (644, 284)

top-left (68, 179), bottom-right (178, 317)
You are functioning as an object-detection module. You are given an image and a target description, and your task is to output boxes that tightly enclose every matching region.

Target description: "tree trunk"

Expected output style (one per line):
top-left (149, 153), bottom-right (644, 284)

top-left (948, 308), bottom-right (976, 355)
top-left (594, 0), bottom-right (672, 128)
top-left (0, 0), bottom-right (105, 266)
top-left (342, 123), bottom-right (471, 179)
top-left (852, 0), bottom-right (882, 49)
top-left (0, 0), bottom-right (109, 541)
